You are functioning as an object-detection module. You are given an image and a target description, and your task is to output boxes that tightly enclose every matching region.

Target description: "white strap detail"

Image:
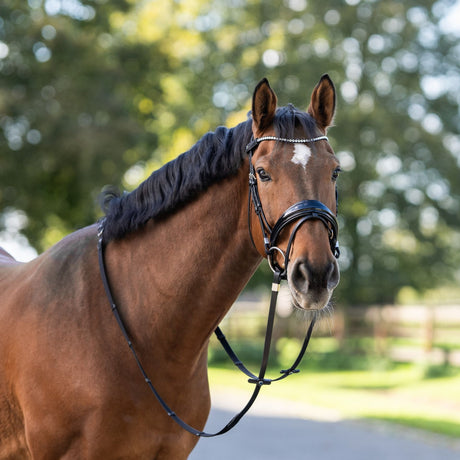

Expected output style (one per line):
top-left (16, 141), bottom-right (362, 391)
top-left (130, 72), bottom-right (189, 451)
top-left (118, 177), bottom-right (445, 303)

top-left (255, 135), bottom-right (328, 144)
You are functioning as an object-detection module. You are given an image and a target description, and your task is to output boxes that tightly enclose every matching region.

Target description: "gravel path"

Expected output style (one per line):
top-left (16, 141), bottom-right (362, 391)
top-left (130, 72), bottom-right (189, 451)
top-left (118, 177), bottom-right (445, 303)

top-left (189, 392), bottom-right (460, 460)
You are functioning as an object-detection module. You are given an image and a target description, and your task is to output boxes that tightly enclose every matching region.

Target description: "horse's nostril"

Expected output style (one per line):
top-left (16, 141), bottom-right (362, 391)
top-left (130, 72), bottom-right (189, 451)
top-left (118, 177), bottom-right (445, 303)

top-left (290, 260), bottom-right (310, 293)
top-left (291, 259), bottom-right (340, 293)
top-left (327, 260), bottom-right (340, 290)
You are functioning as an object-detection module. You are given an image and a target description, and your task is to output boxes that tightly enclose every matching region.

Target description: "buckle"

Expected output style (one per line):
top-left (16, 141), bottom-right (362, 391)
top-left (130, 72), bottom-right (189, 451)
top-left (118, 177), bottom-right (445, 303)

top-left (245, 139), bottom-right (259, 153)
top-left (248, 378), bottom-right (272, 386)
top-left (280, 369), bottom-right (300, 376)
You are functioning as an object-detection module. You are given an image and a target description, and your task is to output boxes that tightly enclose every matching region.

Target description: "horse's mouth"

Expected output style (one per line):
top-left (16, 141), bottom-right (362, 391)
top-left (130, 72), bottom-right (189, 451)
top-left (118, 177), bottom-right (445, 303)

top-left (288, 282), bottom-right (334, 312)
top-left (285, 256), bottom-right (339, 312)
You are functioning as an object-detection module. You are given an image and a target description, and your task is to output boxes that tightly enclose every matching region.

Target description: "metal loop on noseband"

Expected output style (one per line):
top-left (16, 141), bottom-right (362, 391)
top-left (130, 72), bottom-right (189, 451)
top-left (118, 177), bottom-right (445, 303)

top-left (267, 246), bottom-right (287, 278)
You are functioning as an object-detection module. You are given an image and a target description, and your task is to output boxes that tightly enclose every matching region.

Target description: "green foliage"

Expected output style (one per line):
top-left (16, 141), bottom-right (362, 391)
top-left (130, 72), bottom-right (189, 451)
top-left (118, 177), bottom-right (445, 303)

top-left (421, 362), bottom-right (457, 379)
top-left (277, 336), bottom-right (371, 371)
top-left (208, 338), bottom-right (265, 367)
top-left (1, 0), bottom-right (460, 303)
top-left (209, 335), bottom-right (393, 372)
top-left (0, 0), bottom-right (150, 250)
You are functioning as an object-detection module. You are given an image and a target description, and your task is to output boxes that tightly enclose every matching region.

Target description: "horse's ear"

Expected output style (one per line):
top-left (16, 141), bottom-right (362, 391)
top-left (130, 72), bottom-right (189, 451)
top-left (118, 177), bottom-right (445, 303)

top-left (307, 74), bottom-right (336, 133)
top-left (252, 78), bottom-right (277, 135)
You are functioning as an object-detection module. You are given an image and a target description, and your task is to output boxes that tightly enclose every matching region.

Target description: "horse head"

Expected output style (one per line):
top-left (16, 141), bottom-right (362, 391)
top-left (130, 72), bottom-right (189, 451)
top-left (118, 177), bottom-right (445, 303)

top-left (248, 75), bottom-right (340, 311)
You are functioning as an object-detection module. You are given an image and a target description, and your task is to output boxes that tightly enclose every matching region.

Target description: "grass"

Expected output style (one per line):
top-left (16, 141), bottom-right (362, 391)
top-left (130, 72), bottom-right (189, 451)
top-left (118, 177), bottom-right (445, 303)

top-left (207, 341), bottom-right (460, 438)
top-left (369, 416), bottom-right (460, 438)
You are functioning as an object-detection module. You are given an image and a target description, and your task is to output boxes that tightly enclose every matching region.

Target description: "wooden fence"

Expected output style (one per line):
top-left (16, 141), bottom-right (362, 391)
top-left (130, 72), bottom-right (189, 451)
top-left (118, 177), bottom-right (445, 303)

top-left (219, 289), bottom-right (460, 366)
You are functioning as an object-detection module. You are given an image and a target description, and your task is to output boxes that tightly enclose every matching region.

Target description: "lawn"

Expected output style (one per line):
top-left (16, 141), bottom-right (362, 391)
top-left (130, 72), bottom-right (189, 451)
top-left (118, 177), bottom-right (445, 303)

top-left (207, 351), bottom-right (460, 438)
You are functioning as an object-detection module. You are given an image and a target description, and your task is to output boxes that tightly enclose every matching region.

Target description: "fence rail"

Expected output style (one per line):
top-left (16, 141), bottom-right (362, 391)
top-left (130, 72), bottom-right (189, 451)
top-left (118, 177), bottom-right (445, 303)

top-left (219, 290), bottom-right (460, 367)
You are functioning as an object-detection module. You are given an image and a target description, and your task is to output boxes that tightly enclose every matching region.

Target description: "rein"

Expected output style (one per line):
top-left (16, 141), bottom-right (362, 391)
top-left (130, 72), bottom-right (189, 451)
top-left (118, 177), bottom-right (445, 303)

top-left (97, 134), bottom-right (339, 438)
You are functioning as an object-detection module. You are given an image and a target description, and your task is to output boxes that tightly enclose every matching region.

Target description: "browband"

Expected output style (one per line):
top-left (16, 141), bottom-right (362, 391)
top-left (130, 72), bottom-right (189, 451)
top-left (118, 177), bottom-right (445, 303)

top-left (245, 135), bottom-right (328, 154)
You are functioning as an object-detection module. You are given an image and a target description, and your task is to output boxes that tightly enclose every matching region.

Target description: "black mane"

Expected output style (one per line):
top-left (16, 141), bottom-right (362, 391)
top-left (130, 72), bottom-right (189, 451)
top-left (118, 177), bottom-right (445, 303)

top-left (102, 105), bottom-right (318, 241)
top-left (101, 121), bottom-right (253, 241)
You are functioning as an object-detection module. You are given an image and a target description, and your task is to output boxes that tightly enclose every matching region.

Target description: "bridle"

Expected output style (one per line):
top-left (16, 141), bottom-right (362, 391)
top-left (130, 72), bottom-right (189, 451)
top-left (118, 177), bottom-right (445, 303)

top-left (96, 134), bottom-right (340, 438)
top-left (246, 135), bottom-right (340, 278)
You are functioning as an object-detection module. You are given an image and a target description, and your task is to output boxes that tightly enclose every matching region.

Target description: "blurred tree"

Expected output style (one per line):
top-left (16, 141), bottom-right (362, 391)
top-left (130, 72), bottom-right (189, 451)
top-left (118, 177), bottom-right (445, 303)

top-left (1, 0), bottom-right (459, 304)
top-left (0, 0), bottom-right (154, 248)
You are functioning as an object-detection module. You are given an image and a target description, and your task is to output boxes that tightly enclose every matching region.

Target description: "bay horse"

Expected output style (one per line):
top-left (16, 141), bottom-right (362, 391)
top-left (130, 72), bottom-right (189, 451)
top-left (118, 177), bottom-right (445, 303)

top-left (0, 75), bottom-right (340, 459)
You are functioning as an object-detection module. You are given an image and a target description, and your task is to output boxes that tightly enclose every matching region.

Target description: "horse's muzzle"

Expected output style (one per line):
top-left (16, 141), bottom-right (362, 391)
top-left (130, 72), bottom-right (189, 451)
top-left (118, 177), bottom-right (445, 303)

top-left (288, 257), bottom-right (340, 310)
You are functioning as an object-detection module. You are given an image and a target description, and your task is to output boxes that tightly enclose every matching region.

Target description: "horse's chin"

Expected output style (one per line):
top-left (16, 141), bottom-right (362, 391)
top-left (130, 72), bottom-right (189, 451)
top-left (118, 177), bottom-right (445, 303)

top-left (288, 282), bottom-right (333, 312)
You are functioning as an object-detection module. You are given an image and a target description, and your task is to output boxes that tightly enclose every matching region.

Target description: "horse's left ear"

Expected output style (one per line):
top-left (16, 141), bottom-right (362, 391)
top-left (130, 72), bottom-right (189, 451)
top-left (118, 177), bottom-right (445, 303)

top-left (252, 78), bottom-right (278, 135)
top-left (307, 74), bottom-right (336, 133)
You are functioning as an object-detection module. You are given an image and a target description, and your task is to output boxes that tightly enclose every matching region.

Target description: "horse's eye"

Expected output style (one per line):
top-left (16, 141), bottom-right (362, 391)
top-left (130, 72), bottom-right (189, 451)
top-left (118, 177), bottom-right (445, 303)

top-left (332, 167), bottom-right (341, 182)
top-left (257, 168), bottom-right (271, 182)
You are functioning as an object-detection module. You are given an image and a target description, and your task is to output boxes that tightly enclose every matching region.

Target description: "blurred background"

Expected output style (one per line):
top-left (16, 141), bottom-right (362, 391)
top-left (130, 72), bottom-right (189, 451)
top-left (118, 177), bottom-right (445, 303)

top-left (1, 0), bottom-right (460, 446)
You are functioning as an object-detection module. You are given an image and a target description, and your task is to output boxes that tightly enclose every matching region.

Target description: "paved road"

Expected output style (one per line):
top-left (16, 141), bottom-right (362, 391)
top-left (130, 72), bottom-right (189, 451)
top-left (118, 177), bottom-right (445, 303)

top-left (190, 394), bottom-right (460, 460)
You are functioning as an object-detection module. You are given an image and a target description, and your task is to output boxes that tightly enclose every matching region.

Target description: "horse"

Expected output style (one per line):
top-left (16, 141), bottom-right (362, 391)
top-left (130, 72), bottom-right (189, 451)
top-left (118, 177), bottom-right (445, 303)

top-left (0, 75), bottom-right (340, 459)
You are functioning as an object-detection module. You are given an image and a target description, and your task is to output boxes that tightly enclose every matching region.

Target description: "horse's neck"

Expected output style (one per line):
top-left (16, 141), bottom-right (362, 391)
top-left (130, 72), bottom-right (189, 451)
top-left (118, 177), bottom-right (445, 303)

top-left (104, 163), bottom-right (262, 370)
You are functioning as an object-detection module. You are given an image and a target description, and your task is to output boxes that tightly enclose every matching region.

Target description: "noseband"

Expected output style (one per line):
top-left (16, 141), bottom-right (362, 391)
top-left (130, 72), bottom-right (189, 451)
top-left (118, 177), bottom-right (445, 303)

top-left (246, 135), bottom-right (340, 278)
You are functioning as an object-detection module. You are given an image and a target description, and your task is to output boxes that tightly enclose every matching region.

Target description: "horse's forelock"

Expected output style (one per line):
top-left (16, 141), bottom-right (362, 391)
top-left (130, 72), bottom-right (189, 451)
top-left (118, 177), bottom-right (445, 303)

top-left (273, 105), bottom-right (318, 139)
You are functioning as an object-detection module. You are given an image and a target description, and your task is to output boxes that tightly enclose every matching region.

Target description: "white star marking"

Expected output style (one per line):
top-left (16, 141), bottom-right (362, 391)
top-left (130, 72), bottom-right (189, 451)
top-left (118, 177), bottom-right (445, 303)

top-left (291, 143), bottom-right (312, 169)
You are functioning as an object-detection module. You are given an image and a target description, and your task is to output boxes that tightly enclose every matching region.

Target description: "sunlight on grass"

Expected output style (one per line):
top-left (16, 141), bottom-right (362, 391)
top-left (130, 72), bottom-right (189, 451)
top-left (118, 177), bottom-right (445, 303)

top-left (207, 365), bottom-right (460, 438)
top-left (368, 416), bottom-right (460, 438)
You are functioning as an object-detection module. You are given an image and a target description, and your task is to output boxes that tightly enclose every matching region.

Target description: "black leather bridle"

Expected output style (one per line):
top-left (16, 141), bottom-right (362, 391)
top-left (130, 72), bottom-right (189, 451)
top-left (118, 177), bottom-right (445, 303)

top-left (246, 135), bottom-right (340, 279)
top-left (96, 134), bottom-right (340, 438)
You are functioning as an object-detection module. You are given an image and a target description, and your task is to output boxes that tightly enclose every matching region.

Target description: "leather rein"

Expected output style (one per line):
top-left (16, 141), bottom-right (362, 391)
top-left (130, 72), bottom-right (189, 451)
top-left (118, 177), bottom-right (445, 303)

top-left (97, 134), bottom-right (339, 437)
